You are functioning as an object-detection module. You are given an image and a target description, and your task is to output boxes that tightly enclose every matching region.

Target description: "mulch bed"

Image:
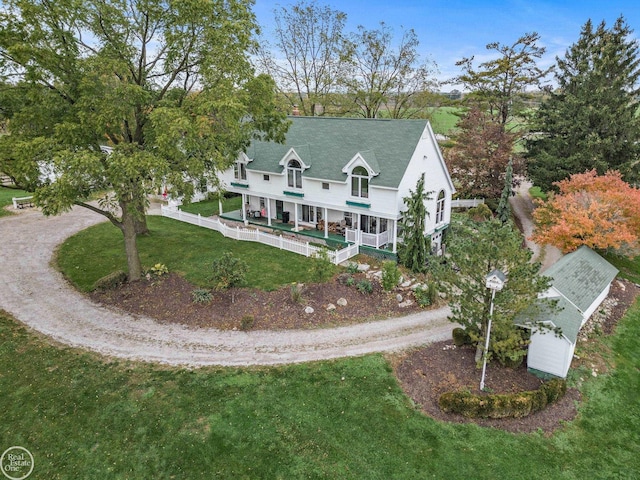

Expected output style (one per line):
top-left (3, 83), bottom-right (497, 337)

top-left (90, 272), bottom-right (424, 330)
top-left (393, 279), bottom-right (639, 434)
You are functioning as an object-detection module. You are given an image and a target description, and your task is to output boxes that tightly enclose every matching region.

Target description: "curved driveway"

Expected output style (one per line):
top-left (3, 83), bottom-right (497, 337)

top-left (0, 206), bottom-right (453, 366)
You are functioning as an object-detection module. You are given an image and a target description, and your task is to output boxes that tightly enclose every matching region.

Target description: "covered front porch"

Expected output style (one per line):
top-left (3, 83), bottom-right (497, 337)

top-left (219, 193), bottom-right (398, 252)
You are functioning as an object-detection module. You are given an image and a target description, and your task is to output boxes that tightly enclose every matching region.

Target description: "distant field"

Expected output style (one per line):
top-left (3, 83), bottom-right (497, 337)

top-left (430, 106), bottom-right (464, 136)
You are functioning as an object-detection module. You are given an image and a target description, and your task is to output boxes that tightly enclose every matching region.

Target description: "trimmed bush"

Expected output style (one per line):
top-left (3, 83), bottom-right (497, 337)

top-left (381, 261), bottom-right (401, 291)
top-left (192, 288), bottom-right (212, 304)
top-left (452, 327), bottom-right (472, 346)
top-left (356, 279), bottom-right (373, 295)
top-left (93, 270), bottom-right (127, 291)
top-left (438, 378), bottom-right (568, 419)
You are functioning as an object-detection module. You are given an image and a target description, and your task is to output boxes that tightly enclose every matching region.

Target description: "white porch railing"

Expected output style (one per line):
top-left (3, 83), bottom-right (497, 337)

top-left (451, 198), bottom-right (485, 208)
top-left (345, 228), bottom-right (389, 249)
top-left (161, 206), bottom-right (359, 265)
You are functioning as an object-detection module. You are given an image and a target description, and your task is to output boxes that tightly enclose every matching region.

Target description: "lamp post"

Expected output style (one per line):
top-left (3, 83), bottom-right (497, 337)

top-left (480, 269), bottom-right (506, 391)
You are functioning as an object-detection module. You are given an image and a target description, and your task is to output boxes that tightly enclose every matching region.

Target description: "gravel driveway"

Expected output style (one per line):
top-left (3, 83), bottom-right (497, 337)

top-left (0, 206), bottom-right (454, 366)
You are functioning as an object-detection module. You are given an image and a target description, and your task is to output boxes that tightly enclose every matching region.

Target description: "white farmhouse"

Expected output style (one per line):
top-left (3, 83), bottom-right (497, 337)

top-left (216, 116), bottom-right (455, 254)
top-left (518, 246), bottom-right (619, 378)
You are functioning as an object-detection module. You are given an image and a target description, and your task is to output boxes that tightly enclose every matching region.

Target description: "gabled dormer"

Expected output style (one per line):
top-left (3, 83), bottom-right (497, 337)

top-left (342, 152), bottom-right (380, 201)
top-left (279, 147), bottom-right (310, 190)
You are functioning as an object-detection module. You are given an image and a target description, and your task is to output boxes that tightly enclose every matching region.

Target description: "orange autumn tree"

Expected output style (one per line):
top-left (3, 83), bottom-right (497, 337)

top-left (532, 170), bottom-right (640, 253)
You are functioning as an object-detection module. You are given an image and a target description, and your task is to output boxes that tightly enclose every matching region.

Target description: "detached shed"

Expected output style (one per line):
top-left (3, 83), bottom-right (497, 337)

top-left (518, 246), bottom-right (618, 378)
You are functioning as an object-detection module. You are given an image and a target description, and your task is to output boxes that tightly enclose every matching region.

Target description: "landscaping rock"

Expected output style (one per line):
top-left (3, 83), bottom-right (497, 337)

top-left (401, 280), bottom-right (413, 288)
top-left (399, 299), bottom-right (414, 308)
top-left (337, 297), bottom-right (348, 307)
top-left (326, 303), bottom-right (336, 311)
top-left (396, 294), bottom-right (403, 302)
top-left (357, 263), bottom-right (370, 272)
top-left (304, 306), bottom-right (315, 314)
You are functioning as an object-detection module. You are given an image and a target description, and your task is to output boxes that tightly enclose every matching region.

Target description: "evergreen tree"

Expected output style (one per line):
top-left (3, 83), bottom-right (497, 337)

top-left (398, 173), bottom-right (432, 273)
top-left (496, 158), bottom-right (513, 224)
top-left (527, 16), bottom-right (640, 192)
top-left (438, 215), bottom-right (550, 366)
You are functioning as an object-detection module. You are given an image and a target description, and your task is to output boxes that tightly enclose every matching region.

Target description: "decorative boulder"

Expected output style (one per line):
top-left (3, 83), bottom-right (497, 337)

top-left (304, 306), bottom-right (314, 314)
top-left (337, 297), bottom-right (348, 307)
top-left (326, 303), bottom-right (336, 311)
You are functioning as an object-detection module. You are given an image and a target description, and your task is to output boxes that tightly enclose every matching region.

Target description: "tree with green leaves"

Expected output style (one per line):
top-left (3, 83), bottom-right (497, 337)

top-left (454, 32), bottom-right (551, 130)
top-left (526, 16), bottom-right (640, 192)
top-left (0, 0), bottom-right (288, 282)
top-left (398, 173), bottom-right (432, 273)
top-left (438, 215), bottom-right (550, 366)
top-left (257, 0), bottom-right (349, 116)
top-left (343, 23), bottom-right (437, 119)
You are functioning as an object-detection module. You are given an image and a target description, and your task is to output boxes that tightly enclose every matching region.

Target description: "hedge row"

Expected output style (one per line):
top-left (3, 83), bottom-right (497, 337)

top-left (438, 378), bottom-right (567, 419)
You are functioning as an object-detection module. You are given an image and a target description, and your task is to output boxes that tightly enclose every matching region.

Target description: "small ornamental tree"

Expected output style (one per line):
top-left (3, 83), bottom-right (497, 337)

top-left (211, 253), bottom-right (248, 304)
top-left (398, 173), bottom-right (432, 273)
top-left (532, 170), bottom-right (640, 254)
top-left (496, 158), bottom-right (514, 224)
top-left (438, 215), bottom-right (550, 366)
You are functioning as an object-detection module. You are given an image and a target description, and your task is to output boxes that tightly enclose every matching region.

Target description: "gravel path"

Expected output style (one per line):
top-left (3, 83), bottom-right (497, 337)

top-left (509, 180), bottom-right (563, 272)
top-left (0, 206), bottom-right (454, 366)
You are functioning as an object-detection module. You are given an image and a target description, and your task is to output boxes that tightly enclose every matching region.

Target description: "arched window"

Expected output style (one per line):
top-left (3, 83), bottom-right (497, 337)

top-left (351, 166), bottom-right (369, 198)
top-left (287, 159), bottom-right (302, 188)
top-left (436, 190), bottom-right (445, 224)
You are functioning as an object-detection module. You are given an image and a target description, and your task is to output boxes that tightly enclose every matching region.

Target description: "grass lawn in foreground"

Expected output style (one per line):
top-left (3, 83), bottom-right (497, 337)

top-left (0, 186), bottom-right (33, 217)
top-left (1, 300), bottom-right (639, 478)
top-left (57, 215), bottom-right (329, 291)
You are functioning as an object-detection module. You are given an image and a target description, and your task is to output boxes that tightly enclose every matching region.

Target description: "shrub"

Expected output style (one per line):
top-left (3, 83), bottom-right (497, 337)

top-left (310, 248), bottom-right (334, 282)
top-left (346, 276), bottom-right (355, 287)
top-left (290, 283), bottom-right (303, 303)
top-left (240, 315), bottom-right (255, 331)
top-left (413, 286), bottom-right (432, 307)
top-left (452, 327), bottom-right (472, 346)
top-left (192, 288), bottom-right (212, 304)
top-left (93, 270), bottom-right (128, 291)
top-left (147, 263), bottom-right (169, 278)
top-left (337, 273), bottom-right (352, 285)
top-left (356, 279), bottom-right (373, 294)
top-left (381, 261), bottom-right (401, 291)
top-left (346, 262), bottom-right (359, 274)
top-left (211, 252), bottom-right (248, 303)
top-left (438, 378), bottom-right (568, 419)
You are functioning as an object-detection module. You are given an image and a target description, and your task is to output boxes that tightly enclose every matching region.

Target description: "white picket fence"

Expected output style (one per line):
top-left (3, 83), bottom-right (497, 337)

top-left (161, 206), bottom-right (359, 265)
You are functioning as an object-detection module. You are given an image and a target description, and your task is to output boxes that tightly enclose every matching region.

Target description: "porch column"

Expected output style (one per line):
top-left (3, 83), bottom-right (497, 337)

top-left (392, 219), bottom-right (398, 253)
top-left (242, 193), bottom-right (247, 224)
top-left (267, 199), bottom-right (272, 227)
top-left (356, 212), bottom-right (361, 246)
top-left (294, 201), bottom-right (299, 231)
top-left (323, 207), bottom-right (328, 238)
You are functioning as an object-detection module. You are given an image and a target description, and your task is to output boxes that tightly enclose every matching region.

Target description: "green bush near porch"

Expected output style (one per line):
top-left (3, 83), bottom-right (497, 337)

top-left (57, 216), bottom-right (327, 291)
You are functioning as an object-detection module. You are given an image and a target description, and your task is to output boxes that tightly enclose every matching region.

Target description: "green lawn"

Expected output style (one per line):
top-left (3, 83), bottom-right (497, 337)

top-left (0, 185), bottom-right (32, 217)
top-left (528, 185), bottom-right (548, 201)
top-left (602, 252), bottom-right (640, 284)
top-left (180, 194), bottom-right (243, 217)
top-left (57, 215), bottom-right (333, 291)
top-left (1, 299), bottom-right (639, 478)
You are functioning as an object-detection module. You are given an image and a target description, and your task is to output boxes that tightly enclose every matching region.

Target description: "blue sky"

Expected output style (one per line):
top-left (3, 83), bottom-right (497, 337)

top-left (253, 0), bottom-right (640, 90)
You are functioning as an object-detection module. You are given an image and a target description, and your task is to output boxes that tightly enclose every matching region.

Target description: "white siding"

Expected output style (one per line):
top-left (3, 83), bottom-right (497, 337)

top-left (527, 327), bottom-right (575, 378)
top-left (582, 284), bottom-right (611, 323)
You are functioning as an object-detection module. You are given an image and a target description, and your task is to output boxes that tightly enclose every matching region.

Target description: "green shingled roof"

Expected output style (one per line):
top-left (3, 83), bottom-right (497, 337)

top-left (544, 246), bottom-right (619, 314)
top-left (245, 116), bottom-right (430, 189)
top-left (518, 296), bottom-right (584, 344)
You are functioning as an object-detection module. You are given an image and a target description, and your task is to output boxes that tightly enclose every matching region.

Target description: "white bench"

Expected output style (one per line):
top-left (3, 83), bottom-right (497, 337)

top-left (12, 196), bottom-right (35, 209)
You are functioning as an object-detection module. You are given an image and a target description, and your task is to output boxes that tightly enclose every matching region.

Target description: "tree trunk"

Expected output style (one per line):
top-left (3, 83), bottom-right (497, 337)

top-left (121, 201), bottom-right (143, 281)
top-left (134, 214), bottom-right (149, 235)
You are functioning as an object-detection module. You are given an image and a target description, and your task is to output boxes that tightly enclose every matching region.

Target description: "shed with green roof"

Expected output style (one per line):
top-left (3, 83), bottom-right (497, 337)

top-left (517, 246), bottom-right (618, 378)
